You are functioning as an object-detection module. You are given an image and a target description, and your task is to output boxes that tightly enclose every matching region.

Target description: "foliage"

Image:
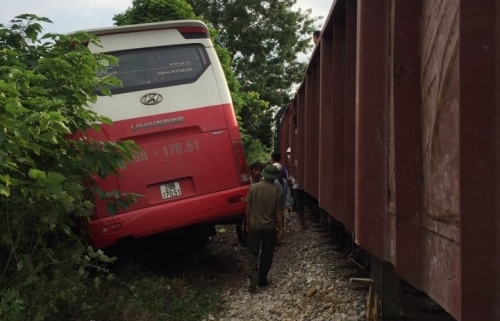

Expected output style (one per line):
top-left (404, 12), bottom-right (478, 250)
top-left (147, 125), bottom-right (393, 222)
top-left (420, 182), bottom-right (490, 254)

top-left (187, 0), bottom-right (319, 107)
top-left (113, 0), bottom-right (197, 25)
top-left (0, 15), bottom-right (139, 321)
top-left (244, 139), bottom-right (272, 165)
top-left (73, 262), bottom-right (224, 321)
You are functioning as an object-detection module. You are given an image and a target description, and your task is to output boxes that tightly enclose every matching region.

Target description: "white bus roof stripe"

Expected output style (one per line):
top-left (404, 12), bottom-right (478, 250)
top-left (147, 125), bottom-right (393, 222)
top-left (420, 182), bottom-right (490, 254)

top-left (68, 20), bottom-right (208, 36)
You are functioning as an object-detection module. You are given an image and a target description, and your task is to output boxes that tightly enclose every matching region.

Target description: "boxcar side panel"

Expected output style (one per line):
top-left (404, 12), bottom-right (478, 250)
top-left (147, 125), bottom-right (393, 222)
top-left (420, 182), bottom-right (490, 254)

top-left (421, 229), bottom-right (461, 318)
top-left (291, 102), bottom-right (298, 178)
top-left (459, 0), bottom-right (500, 320)
top-left (297, 87), bottom-right (306, 185)
top-left (421, 0), bottom-right (460, 241)
top-left (308, 61), bottom-right (320, 199)
top-left (330, 18), bottom-right (347, 221)
top-left (343, 0), bottom-right (357, 232)
top-left (354, 0), bottom-right (390, 261)
top-left (419, 1), bottom-right (461, 315)
top-left (319, 27), bottom-right (335, 216)
top-left (391, 0), bottom-right (424, 291)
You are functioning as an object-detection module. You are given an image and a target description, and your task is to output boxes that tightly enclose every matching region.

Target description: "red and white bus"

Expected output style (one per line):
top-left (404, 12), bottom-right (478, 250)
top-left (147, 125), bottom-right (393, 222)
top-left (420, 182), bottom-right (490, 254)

top-left (80, 21), bottom-right (250, 248)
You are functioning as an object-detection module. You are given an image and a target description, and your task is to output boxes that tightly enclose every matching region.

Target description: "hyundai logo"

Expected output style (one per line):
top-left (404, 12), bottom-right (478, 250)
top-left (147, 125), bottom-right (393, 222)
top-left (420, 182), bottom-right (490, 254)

top-left (140, 93), bottom-right (163, 105)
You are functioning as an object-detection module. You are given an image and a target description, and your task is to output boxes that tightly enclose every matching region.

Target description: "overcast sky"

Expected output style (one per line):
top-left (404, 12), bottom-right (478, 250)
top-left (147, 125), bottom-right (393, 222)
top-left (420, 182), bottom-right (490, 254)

top-left (0, 0), bottom-right (332, 34)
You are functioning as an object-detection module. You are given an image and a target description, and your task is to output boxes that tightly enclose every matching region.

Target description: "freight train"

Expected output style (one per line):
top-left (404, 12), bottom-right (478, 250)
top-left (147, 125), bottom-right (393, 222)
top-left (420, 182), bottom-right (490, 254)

top-left (277, 1), bottom-right (499, 320)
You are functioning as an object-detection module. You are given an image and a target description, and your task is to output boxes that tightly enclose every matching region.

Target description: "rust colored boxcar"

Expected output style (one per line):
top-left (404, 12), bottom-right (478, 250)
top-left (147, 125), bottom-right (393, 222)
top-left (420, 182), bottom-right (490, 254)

top-left (279, 1), bottom-right (500, 320)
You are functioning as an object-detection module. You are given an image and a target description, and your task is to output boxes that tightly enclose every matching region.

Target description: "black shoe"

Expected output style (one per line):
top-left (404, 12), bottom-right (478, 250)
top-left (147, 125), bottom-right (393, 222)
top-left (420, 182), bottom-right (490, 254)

top-left (258, 280), bottom-right (271, 287)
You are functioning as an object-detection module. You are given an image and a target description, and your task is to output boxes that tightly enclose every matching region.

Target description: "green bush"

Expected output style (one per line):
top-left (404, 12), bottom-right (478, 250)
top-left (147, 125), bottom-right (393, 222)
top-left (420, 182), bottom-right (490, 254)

top-left (77, 266), bottom-right (224, 321)
top-left (243, 138), bottom-right (271, 165)
top-left (0, 15), bottom-right (139, 321)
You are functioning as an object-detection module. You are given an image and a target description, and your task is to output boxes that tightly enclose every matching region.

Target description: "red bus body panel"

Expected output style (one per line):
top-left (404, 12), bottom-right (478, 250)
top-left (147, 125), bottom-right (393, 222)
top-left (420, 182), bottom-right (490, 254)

top-left (87, 185), bottom-right (247, 248)
top-left (85, 104), bottom-right (249, 248)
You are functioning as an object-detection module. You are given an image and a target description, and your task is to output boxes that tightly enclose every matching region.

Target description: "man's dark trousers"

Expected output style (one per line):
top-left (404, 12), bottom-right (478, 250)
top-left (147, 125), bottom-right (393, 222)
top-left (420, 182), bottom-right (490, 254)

top-left (246, 227), bottom-right (277, 285)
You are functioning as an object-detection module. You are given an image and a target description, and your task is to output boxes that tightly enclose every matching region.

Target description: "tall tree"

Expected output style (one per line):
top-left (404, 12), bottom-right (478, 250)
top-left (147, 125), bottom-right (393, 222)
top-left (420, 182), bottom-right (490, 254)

top-left (187, 0), bottom-right (319, 107)
top-left (113, 0), bottom-right (197, 24)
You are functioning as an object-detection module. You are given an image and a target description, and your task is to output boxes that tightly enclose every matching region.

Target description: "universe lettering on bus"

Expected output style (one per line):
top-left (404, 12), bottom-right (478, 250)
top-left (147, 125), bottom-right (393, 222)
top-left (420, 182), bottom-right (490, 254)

top-left (131, 140), bottom-right (200, 163)
top-left (130, 117), bottom-right (184, 131)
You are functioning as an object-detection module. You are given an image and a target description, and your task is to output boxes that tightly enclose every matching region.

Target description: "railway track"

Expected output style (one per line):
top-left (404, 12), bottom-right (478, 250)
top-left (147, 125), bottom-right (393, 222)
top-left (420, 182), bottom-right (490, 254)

top-left (308, 206), bottom-right (456, 321)
top-left (103, 203), bottom-right (457, 321)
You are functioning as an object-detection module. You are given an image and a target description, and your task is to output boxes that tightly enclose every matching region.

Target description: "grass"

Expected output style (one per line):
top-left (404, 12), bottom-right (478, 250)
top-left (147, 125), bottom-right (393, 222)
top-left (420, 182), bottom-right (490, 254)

top-left (70, 248), bottom-right (226, 321)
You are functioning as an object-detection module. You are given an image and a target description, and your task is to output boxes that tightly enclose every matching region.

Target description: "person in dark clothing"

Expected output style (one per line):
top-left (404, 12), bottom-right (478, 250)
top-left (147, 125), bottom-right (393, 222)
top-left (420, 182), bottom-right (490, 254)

top-left (236, 161), bottom-right (263, 247)
top-left (245, 165), bottom-right (285, 293)
top-left (270, 150), bottom-right (288, 181)
top-left (286, 147), bottom-right (308, 231)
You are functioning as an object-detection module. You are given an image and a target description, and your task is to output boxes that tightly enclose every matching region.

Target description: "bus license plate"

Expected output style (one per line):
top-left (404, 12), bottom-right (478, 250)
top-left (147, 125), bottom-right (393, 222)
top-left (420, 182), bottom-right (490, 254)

top-left (160, 181), bottom-right (182, 199)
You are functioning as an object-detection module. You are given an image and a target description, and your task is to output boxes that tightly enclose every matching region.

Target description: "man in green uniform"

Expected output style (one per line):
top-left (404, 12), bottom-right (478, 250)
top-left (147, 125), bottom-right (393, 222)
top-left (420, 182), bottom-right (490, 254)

top-left (245, 165), bottom-right (285, 293)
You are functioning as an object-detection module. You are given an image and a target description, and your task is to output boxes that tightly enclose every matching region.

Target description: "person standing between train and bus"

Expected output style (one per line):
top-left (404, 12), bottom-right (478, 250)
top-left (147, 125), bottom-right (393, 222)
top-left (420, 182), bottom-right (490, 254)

top-left (273, 163), bottom-right (292, 244)
top-left (270, 151), bottom-right (290, 211)
top-left (290, 176), bottom-right (308, 231)
top-left (249, 161), bottom-right (264, 184)
top-left (271, 150), bottom-right (288, 182)
top-left (286, 147), bottom-right (308, 231)
top-left (272, 163), bottom-right (292, 211)
top-left (236, 161), bottom-right (264, 247)
top-left (245, 165), bottom-right (285, 293)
